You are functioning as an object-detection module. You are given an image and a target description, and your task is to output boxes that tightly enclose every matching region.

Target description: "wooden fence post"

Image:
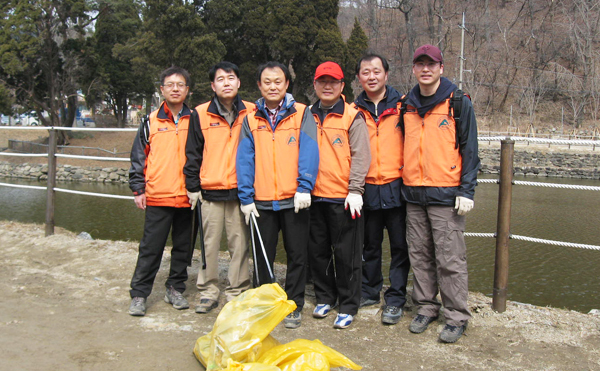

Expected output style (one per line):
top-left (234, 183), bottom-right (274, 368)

top-left (45, 129), bottom-right (57, 237)
top-left (493, 139), bottom-right (514, 312)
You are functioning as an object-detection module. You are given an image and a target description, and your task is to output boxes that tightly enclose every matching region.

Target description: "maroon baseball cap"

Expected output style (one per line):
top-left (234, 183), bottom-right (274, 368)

top-left (413, 44), bottom-right (443, 64)
top-left (314, 61), bottom-right (344, 80)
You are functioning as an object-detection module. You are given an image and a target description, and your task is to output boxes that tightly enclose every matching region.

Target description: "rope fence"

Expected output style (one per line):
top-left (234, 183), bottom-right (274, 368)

top-left (464, 232), bottom-right (600, 251)
top-left (0, 128), bottom-right (598, 252)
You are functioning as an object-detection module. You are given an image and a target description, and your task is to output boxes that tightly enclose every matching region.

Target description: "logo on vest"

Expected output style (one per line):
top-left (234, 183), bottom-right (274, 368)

top-left (438, 117), bottom-right (451, 130)
top-left (332, 135), bottom-right (344, 147)
top-left (286, 134), bottom-right (297, 146)
top-left (158, 127), bottom-right (168, 132)
top-left (210, 122), bottom-right (220, 127)
top-left (257, 125), bottom-right (267, 130)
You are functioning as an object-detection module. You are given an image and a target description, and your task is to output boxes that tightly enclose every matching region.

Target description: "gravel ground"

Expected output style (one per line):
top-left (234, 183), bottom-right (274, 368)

top-left (1, 221), bottom-right (599, 370)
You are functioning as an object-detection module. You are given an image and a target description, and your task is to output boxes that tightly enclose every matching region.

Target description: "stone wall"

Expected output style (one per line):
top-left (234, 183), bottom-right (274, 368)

top-left (1, 148), bottom-right (599, 182)
top-left (0, 163), bottom-right (129, 183)
top-left (479, 148), bottom-right (600, 179)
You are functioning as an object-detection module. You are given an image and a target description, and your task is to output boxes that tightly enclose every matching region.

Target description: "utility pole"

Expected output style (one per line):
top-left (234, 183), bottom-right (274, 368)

top-left (459, 12), bottom-right (467, 90)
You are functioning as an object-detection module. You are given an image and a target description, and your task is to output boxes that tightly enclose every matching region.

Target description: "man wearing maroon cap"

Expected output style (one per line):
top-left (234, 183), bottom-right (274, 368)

top-left (308, 61), bottom-right (371, 329)
top-left (402, 44), bottom-right (480, 343)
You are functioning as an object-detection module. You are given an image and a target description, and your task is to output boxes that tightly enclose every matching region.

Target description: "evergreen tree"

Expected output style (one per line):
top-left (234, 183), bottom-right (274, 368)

top-left (0, 0), bottom-right (90, 134)
top-left (344, 17), bottom-right (369, 101)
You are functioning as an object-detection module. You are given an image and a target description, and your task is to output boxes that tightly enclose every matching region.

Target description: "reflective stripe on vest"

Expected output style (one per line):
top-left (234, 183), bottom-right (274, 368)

top-left (403, 99), bottom-right (462, 187)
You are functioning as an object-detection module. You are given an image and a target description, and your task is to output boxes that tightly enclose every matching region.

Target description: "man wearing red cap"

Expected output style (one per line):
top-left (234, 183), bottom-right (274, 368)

top-left (402, 44), bottom-right (480, 343)
top-left (308, 61), bottom-right (371, 329)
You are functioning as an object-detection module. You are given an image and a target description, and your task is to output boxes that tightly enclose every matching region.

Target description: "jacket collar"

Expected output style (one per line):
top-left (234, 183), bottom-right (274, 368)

top-left (157, 101), bottom-right (191, 122)
top-left (354, 86), bottom-right (401, 118)
top-left (207, 95), bottom-right (247, 117)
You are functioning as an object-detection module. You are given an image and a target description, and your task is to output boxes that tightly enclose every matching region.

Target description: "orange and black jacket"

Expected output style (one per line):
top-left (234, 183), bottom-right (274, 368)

top-left (401, 77), bottom-right (480, 206)
top-left (183, 96), bottom-right (254, 202)
top-left (129, 101), bottom-right (192, 208)
top-left (311, 98), bottom-right (370, 201)
top-left (236, 93), bottom-right (319, 211)
top-left (354, 86), bottom-right (404, 210)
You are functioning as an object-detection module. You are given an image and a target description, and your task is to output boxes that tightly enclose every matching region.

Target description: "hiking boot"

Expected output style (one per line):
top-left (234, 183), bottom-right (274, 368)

top-left (409, 314), bottom-right (438, 334)
top-left (333, 313), bottom-right (354, 329)
top-left (381, 305), bottom-right (403, 325)
top-left (284, 310), bottom-right (302, 329)
top-left (195, 298), bottom-right (218, 314)
top-left (128, 297), bottom-right (146, 316)
top-left (439, 323), bottom-right (468, 343)
top-left (313, 304), bottom-right (332, 319)
top-left (359, 297), bottom-right (380, 308)
top-left (164, 286), bottom-right (189, 310)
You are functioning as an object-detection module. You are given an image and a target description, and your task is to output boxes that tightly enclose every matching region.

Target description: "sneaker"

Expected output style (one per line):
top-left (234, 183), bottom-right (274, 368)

top-left (381, 305), bottom-right (403, 325)
top-left (164, 286), bottom-right (189, 310)
top-left (409, 314), bottom-right (438, 334)
top-left (359, 297), bottom-right (380, 308)
top-left (439, 323), bottom-right (468, 343)
top-left (313, 304), bottom-right (332, 318)
top-left (333, 313), bottom-right (354, 329)
top-left (195, 298), bottom-right (218, 314)
top-left (284, 310), bottom-right (302, 329)
top-left (128, 297), bottom-right (146, 316)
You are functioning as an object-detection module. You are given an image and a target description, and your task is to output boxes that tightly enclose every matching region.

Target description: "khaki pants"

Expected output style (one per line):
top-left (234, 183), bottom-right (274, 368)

top-left (196, 200), bottom-right (250, 302)
top-left (406, 203), bottom-right (471, 326)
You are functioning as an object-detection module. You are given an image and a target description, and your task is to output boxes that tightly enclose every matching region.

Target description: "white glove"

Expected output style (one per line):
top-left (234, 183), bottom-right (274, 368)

top-left (187, 191), bottom-right (202, 210)
top-left (294, 192), bottom-right (311, 213)
top-left (344, 192), bottom-right (363, 219)
top-left (455, 196), bottom-right (474, 216)
top-left (240, 202), bottom-right (260, 225)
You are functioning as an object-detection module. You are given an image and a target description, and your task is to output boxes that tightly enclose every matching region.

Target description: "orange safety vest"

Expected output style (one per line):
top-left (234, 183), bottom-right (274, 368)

top-left (246, 103), bottom-right (306, 201)
top-left (357, 103), bottom-right (404, 185)
top-left (402, 99), bottom-right (462, 187)
top-left (195, 101), bottom-right (254, 190)
top-left (312, 102), bottom-right (358, 198)
top-left (145, 109), bottom-right (190, 207)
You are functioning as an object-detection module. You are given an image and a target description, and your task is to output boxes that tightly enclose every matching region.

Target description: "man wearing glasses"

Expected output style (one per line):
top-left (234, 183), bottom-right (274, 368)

top-left (402, 45), bottom-right (480, 343)
top-left (184, 62), bottom-right (255, 314)
top-left (308, 61), bottom-right (370, 329)
top-left (128, 66), bottom-right (194, 316)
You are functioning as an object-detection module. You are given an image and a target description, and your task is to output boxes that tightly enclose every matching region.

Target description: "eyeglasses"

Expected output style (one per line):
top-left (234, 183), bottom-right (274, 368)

top-left (163, 82), bottom-right (187, 89)
top-left (315, 79), bottom-right (343, 87)
top-left (414, 62), bottom-right (440, 70)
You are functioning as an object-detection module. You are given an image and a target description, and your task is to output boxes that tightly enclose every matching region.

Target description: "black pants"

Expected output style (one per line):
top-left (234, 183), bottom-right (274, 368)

top-left (252, 208), bottom-right (309, 310)
top-left (309, 202), bottom-right (363, 316)
top-left (130, 205), bottom-right (193, 298)
top-left (362, 205), bottom-right (410, 307)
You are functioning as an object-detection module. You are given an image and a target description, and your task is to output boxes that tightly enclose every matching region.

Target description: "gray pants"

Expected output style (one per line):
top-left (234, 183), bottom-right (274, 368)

top-left (406, 203), bottom-right (471, 326)
top-left (196, 200), bottom-right (250, 302)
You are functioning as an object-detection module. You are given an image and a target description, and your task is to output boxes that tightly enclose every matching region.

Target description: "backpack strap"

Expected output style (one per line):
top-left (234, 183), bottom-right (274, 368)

top-left (450, 89), bottom-right (470, 149)
top-left (141, 115), bottom-right (150, 144)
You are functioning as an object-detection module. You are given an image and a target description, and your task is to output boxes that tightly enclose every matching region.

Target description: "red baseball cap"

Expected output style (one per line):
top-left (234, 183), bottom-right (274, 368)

top-left (413, 44), bottom-right (443, 64)
top-left (314, 61), bottom-right (344, 80)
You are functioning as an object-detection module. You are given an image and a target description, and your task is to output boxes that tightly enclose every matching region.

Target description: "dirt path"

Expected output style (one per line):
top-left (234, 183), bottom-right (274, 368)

top-left (1, 220), bottom-right (599, 371)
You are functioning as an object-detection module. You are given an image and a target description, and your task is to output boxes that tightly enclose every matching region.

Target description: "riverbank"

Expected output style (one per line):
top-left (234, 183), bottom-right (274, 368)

top-left (1, 220), bottom-right (599, 370)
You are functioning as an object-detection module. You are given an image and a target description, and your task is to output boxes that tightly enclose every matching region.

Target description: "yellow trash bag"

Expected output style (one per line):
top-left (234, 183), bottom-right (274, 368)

top-left (257, 339), bottom-right (361, 370)
top-left (223, 359), bottom-right (282, 371)
top-left (193, 283), bottom-right (296, 370)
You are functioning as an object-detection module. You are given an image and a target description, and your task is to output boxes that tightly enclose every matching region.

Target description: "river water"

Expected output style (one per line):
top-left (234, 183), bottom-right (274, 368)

top-left (1, 176), bottom-right (599, 312)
